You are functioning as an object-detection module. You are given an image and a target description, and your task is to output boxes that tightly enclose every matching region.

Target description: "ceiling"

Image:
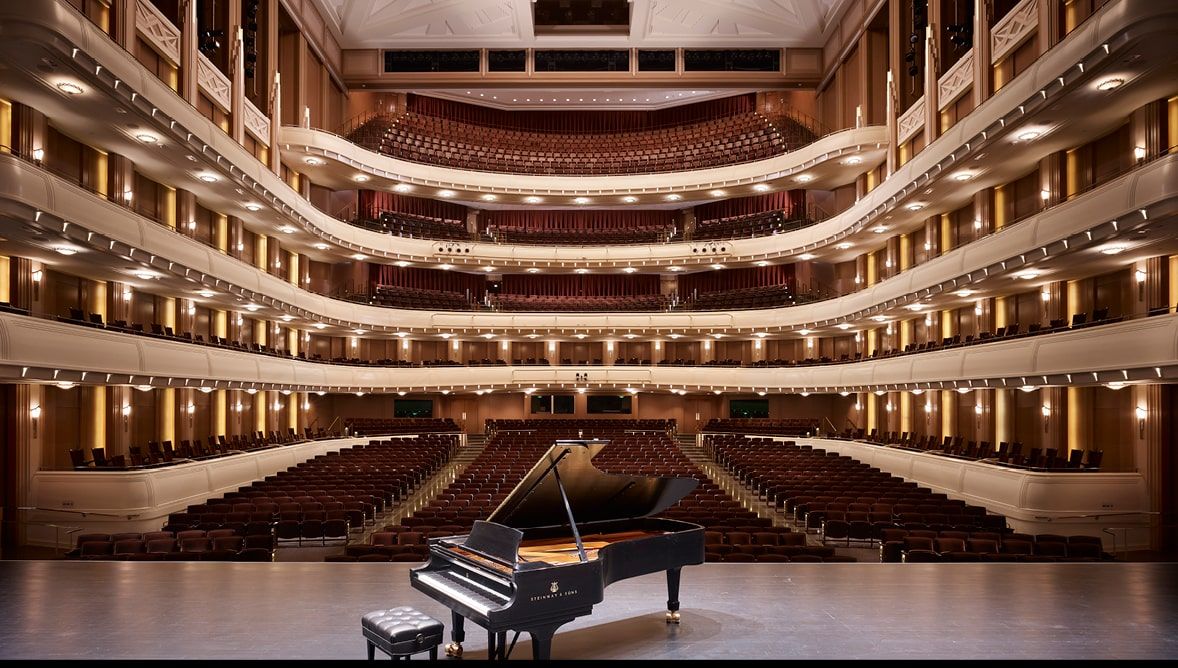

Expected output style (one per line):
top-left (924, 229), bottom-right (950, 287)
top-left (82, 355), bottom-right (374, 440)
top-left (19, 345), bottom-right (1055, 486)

top-left (313, 0), bottom-right (850, 50)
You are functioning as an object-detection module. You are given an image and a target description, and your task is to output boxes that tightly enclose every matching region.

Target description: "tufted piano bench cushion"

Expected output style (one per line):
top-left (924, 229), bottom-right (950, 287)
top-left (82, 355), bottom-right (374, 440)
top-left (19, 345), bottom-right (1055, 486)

top-left (361, 607), bottom-right (444, 660)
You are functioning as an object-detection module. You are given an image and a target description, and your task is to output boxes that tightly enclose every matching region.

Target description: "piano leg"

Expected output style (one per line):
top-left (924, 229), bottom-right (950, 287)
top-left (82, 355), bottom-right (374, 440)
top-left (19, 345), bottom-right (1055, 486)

top-left (487, 630), bottom-right (497, 660)
top-left (665, 567), bottom-right (682, 624)
top-left (446, 611), bottom-right (465, 658)
top-left (528, 624), bottom-right (563, 661)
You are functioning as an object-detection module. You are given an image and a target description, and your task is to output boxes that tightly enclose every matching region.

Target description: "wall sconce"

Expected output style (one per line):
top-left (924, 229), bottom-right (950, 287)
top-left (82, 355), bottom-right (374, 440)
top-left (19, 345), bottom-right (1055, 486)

top-left (32, 148), bottom-right (44, 163)
top-left (31, 268), bottom-right (42, 301)
top-left (1040, 189), bottom-right (1051, 202)
top-left (1134, 146), bottom-right (1146, 161)
top-left (123, 189), bottom-right (134, 203)
top-left (234, 401), bottom-right (243, 414)
top-left (1041, 404), bottom-right (1051, 432)
top-left (1136, 268), bottom-right (1147, 301)
top-left (974, 404), bottom-right (984, 416)
top-left (186, 402), bottom-right (195, 423)
top-left (923, 402), bottom-right (932, 413)
top-left (1135, 405), bottom-right (1147, 438)
top-left (30, 404), bottom-right (41, 437)
top-left (884, 403), bottom-right (893, 412)
top-left (121, 403), bottom-right (132, 428)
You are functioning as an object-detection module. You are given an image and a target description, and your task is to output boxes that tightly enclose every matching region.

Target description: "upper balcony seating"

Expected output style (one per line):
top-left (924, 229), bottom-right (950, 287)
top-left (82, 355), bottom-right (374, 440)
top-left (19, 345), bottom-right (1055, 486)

top-left (367, 284), bottom-right (477, 311)
top-left (683, 284), bottom-right (801, 311)
top-left (489, 293), bottom-right (669, 312)
top-left (834, 429), bottom-right (1105, 473)
top-left (353, 211), bottom-right (474, 242)
top-left (351, 110), bottom-right (799, 176)
top-left (690, 210), bottom-right (811, 241)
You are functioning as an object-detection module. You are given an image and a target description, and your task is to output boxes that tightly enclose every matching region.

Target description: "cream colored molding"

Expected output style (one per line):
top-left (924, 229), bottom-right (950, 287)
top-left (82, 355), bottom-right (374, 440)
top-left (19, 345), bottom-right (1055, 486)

top-left (937, 49), bottom-right (974, 111)
top-left (196, 52), bottom-right (231, 111)
top-left (243, 97), bottom-right (271, 146)
top-left (135, 0), bottom-right (181, 66)
top-left (896, 96), bottom-right (925, 145)
top-left (991, 0), bottom-right (1039, 65)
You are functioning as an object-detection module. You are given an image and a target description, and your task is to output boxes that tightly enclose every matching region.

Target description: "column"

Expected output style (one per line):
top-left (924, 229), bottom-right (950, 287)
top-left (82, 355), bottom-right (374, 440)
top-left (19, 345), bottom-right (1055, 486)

top-left (177, 189), bottom-right (198, 239)
top-left (228, 0), bottom-right (245, 143)
top-left (254, 390), bottom-right (267, 436)
top-left (107, 385), bottom-right (131, 457)
top-left (972, 0), bottom-right (992, 105)
top-left (213, 389), bottom-right (227, 441)
top-left (266, 0), bottom-right (282, 173)
top-left (899, 390), bottom-right (912, 436)
top-left (113, 0), bottom-right (137, 50)
top-left (973, 189), bottom-right (994, 238)
top-left (940, 390), bottom-right (957, 442)
top-left (923, 24), bottom-right (939, 146)
top-left (1067, 386), bottom-right (1091, 460)
top-left (158, 387), bottom-right (176, 446)
top-left (180, 0), bottom-right (199, 104)
top-left (994, 388), bottom-right (1013, 446)
top-left (108, 153), bottom-right (135, 208)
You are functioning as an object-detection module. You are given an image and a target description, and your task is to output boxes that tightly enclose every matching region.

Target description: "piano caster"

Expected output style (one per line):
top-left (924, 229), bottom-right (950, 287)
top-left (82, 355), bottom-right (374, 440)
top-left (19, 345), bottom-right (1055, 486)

top-left (445, 642), bottom-right (463, 658)
top-left (665, 610), bottom-right (681, 624)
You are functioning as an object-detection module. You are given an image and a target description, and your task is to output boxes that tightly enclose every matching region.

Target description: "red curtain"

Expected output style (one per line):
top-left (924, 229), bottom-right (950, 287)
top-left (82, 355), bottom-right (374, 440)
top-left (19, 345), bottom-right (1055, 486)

top-left (371, 266), bottom-right (486, 297)
top-left (694, 191), bottom-right (806, 221)
top-left (358, 191), bottom-right (467, 221)
top-left (482, 210), bottom-right (674, 232)
top-left (407, 93), bottom-right (756, 133)
top-left (678, 266), bottom-right (796, 295)
top-left (499, 274), bottom-right (661, 297)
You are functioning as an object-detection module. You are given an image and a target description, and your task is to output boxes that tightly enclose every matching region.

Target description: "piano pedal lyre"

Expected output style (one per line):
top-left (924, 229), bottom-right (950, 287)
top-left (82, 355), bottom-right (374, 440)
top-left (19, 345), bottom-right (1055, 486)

top-left (445, 642), bottom-right (463, 657)
top-left (665, 610), bottom-right (681, 624)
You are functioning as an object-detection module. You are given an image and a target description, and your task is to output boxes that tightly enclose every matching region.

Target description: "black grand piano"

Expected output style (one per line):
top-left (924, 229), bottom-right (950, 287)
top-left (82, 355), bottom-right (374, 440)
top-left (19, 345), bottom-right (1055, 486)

top-left (409, 439), bottom-right (705, 660)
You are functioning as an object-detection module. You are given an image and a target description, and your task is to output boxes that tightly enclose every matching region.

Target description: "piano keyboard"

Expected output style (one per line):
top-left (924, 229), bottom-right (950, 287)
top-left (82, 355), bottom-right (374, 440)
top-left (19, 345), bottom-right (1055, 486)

top-left (415, 569), bottom-right (512, 616)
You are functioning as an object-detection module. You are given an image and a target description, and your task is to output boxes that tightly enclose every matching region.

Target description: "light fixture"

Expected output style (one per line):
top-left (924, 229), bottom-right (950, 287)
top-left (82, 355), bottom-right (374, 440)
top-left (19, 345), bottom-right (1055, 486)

top-left (957, 387), bottom-right (971, 394)
top-left (524, 196), bottom-right (543, 204)
top-left (1135, 269), bottom-right (1147, 284)
top-left (710, 264), bottom-right (725, 270)
top-left (355, 392), bottom-right (365, 397)
top-left (573, 197), bottom-right (591, 205)
top-left (841, 156), bottom-right (862, 165)
top-left (480, 333), bottom-right (496, 339)
top-left (437, 189), bottom-right (456, 198)
top-left (439, 333), bottom-right (452, 339)
top-left (907, 303), bottom-right (927, 311)
top-left (754, 260), bottom-right (770, 267)
top-left (574, 333), bottom-right (588, 340)
top-left (55, 381), bottom-right (76, 390)
top-left (1136, 405), bottom-right (1147, 437)
top-left (709, 190), bottom-right (727, 197)
top-left (1020, 385), bottom-right (1037, 393)
top-left (351, 253), bottom-right (368, 261)
top-left (872, 226), bottom-right (888, 234)
top-left (622, 196), bottom-right (638, 203)
top-left (1097, 78), bottom-right (1124, 91)
top-left (623, 267), bottom-right (637, 274)
top-left (197, 173), bottom-right (219, 183)
top-left (53, 245), bottom-right (79, 256)
top-left (1017, 130), bottom-right (1041, 141)
top-left (243, 303), bottom-right (261, 312)
top-left (135, 133), bottom-right (158, 144)
top-left (798, 329), bottom-right (811, 336)
top-left (1041, 405), bottom-right (1052, 417)
top-left (754, 332), bottom-right (768, 338)
top-left (668, 333), bottom-right (682, 339)
top-left (906, 203), bottom-right (925, 211)
top-left (135, 384), bottom-right (154, 392)
top-left (752, 184), bottom-right (770, 192)
top-left (924, 402), bottom-right (932, 412)
top-left (667, 266), bottom-right (682, 272)
top-left (974, 404), bottom-right (983, 416)
top-left (1016, 270), bottom-right (1040, 280)
top-left (954, 172), bottom-right (974, 181)
top-left (56, 81), bottom-right (84, 95)
top-left (278, 226), bottom-right (296, 234)
top-left (133, 271), bottom-right (156, 280)
top-left (974, 219), bottom-right (983, 230)
top-left (303, 157), bottom-right (325, 166)
top-left (835, 243), bottom-right (852, 250)
top-left (313, 323), bottom-right (328, 330)
top-left (479, 194), bottom-right (497, 201)
top-left (794, 174), bottom-right (814, 183)
top-left (244, 203), bottom-right (262, 212)
top-left (393, 184), bottom-right (412, 193)
top-left (527, 267), bottom-right (540, 273)
top-left (955, 290), bottom-right (975, 297)
top-left (313, 243), bottom-right (329, 251)
top-left (665, 194), bottom-right (682, 201)
top-left (1040, 189), bottom-right (1051, 201)
top-left (756, 391), bottom-right (766, 396)
top-left (32, 148), bottom-right (44, 162)
top-left (352, 174), bottom-right (370, 183)
top-left (1133, 146), bottom-right (1146, 161)
top-left (121, 404), bottom-right (132, 417)
top-left (885, 403), bottom-right (893, 412)
top-left (438, 264), bottom-right (453, 271)
top-left (836, 323), bottom-right (851, 330)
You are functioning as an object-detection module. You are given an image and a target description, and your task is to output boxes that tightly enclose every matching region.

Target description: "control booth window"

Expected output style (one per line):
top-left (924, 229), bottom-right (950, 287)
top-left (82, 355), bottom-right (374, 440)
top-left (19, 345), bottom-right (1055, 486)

top-left (394, 399), bottom-right (434, 418)
top-left (586, 395), bottom-right (633, 414)
top-left (729, 399), bottom-right (769, 418)
top-left (530, 395), bottom-right (574, 414)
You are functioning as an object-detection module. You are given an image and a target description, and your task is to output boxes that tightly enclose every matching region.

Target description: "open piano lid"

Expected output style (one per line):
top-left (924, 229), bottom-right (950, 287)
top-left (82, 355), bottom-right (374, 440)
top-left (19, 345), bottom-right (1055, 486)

top-left (485, 439), bottom-right (698, 530)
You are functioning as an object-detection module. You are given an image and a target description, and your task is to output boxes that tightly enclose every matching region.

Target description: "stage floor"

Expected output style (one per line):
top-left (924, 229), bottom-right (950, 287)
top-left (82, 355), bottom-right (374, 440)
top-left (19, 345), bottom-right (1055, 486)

top-left (2, 561), bottom-right (1176, 660)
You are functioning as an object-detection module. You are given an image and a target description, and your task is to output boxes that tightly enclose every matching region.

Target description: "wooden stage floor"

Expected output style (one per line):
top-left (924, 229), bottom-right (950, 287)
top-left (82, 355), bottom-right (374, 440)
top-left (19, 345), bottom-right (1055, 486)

top-left (1, 561), bottom-right (1176, 660)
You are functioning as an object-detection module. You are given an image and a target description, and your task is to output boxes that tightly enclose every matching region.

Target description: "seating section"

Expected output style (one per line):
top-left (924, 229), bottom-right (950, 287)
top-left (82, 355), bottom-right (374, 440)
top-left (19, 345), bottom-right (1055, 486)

top-left (489, 293), bottom-right (669, 312)
top-left (487, 223), bottom-right (675, 246)
top-left (691, 210), bottom-right (811, 241)
top-left (364, 284), bottom-right (476, 311)
top-left (702, 418), bottom-right (819, 436)
top-left (833, 429), bottom-right (1105, 472)
top-left (705, 434), bottom-right (1112, 562)
top-left (68, 428), bottom-right (336, 471)
top-left (352, 211), bottom-right (474, 242)
top-left (62, 435), bottom-right (458, 561)
top-left (338, 420), bottom-right (850, 563)
top-left (683, 284), bottom-right (803, 311)
top-left (343, 418), bottom-right (460, 436)
top-left (360, 111), bottom-right (792, 176)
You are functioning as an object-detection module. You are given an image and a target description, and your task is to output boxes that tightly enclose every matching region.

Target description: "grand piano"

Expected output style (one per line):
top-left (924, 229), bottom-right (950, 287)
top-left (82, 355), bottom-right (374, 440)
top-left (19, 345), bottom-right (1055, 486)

top-left (410, 439), bottom-right (705, 660)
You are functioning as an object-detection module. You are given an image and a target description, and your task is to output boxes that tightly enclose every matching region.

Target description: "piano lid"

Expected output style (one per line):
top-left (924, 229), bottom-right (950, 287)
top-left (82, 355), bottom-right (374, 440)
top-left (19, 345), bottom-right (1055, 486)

top-left (486, 439), bottom-right (698, 530)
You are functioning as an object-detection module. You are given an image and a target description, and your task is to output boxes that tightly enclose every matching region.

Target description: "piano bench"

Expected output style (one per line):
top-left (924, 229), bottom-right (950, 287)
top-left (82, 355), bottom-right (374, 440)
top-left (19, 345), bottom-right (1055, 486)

top-left (361, 607), bottom-right (444, 660)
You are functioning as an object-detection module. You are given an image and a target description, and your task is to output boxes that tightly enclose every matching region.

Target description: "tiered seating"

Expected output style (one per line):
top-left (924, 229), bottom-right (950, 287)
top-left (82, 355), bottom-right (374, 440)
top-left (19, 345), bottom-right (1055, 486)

top-left (702, 418), bottom-right (819, 436)
top-left (343, 418), bottom-right (460, 436)
top-left (835, 429), bottom-right (1105, 472)
top-left (68, 428), bottom-right (325, 471)
top-left (370, 110), bottom-right (791, 175)
top-left (351, 211), bottom-right (473, 241)
top-left (683, 284), bottom-right (800, 311)
top-left (489, 293), bottom-right (669, 312)
top-left (691, 210), bottom-right (811, 240)
top-left (366, 284), bottom-right (476, 311)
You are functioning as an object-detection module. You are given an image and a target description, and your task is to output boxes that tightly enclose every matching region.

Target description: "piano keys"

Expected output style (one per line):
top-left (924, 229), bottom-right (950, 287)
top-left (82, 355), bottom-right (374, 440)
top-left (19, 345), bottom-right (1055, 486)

top-left (410, 439), bottom-right (705, 660)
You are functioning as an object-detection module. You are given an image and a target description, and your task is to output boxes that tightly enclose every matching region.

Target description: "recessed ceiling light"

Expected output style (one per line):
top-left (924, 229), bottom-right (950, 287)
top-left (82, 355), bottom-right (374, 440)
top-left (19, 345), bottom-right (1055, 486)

top-left (527, 267), bottom-right (541, 273)
top-left (525, 333), bottom-right (540, 339)
top-left (752, 183), bottom-right (771, 192)
top-left (841, 156), bottom-right (862, 165)
top-left (872, 226), bottom-right (888, 234)
top-left (711, 264), bottom-right (725, 270)
top-left (907, 303), bottom-right (927, 311)
top-left (197, 173), bottom-right (219, 183)
top-left (1017, 130), bottom-right (1041, 141)
top-left (244, 304), bottom-right (261, 312)
top-left (438, 264), bottom-right (454, 271)
top-left (711, 333), bottom-right (724, 339)
top-left (754, 260), bottom-right (769, 267)
top-left (1097, 78), bottom-right (1124, 91)
top-left (437, 189), bottom-right (456, 198)
top-left (352, 253), bottom-right (368, 260)
top-left (573, 197), bottom-right (591, 204)
top-left (955, 289), bottom-right (975, 297)
top-left (524, 196), bottom-right (543, 204)
top-left (798, 253), bottom-right (816, 260)
top-left (665, 194), bottom-right (682, 201)
top-left (313, 243), bottom-right (329, 250)
top-left (353, 174), bottom-right (369, 182)
top-left (798, 329), bottom-right (811, 336)
top-left (134, 271), bottom-right (156, 280)
top-left (836, 323), bottom-right (851, 330)
top-left (794, 174), bottom-right (814, 183)
top-left (1016, 270), bottom-right (1040, 280)
top-left (244, 203), bottom-right (262, 211)
top-left (623, 267), bottom-right (637, 273)
top-left (197, 290), bottom-right (216, 298)
top-left (954, 172), bottom-right (974, 181)
top-left (709, 190), bottom-right (727, 197)
top-left (574, 268), bottom-right (589, 274)
top-left (393, 184), bottom-right (412, 193)
top-left (280, 315), bottom-right (294, 322)
top-left (480, 194), bottom-right (497, 201)
top-left (278, 225), bottom-right (296, 233)
top-left (1099, 245), bottom-right (1127, 255)
top-left (574, 333), bottom-right (588, 339)
top-left (623, 333), bottom-right (638, 339)
top-left (56, 81), bottom-right (85, 95)
top-left (906, 202), bottom-right (925, 211)
top-left (754, 332), bottom-right (768, 338)
top-left (395, 331), bottom-right (409, 337)
top-left (53, 246), bottom-right (79, 256)
top-left (835, 243), bottom-right (852, 250)
top-left (871, 315), bottom-right (888, 322)
top-left (483, 266), bottom-right (495, 272)
top-left (668, 333), bottom-right (682, 339)
top-left (395, 261), bottom-right (410, 267)
top-left (303, 157), bottom-right (325, 166)
top-left (313, 323), bottom-right (328, 330)
top-left (135, 133), bottom-right (158, 144)
top-left (667, 266), bottom-right (682, 272)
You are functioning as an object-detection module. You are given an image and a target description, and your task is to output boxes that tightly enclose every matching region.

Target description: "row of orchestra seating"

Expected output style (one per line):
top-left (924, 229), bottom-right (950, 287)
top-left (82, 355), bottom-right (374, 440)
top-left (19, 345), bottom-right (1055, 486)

top-left (366, 110), bottom-right (790, 175)
top-left (65, 529), bottom-right (275, 561)
top-left (878, 527), bottom-right (1111, 562)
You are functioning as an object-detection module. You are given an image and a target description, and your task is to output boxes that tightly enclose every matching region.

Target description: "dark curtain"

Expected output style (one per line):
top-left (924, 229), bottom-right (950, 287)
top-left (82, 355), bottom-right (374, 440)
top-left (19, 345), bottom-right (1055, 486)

top-left (371, 266), bottom-right (486, 297)
top-left (500, 274), bottom-right (661, 297)
top-left (694, 191), bottom-right (806, 221)
top-left (407, 93), bottom-right (756, 133)
top-left (358, 191), bottom-right (467, 221)
top-left (482, 210), bottom-right (674, 232)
